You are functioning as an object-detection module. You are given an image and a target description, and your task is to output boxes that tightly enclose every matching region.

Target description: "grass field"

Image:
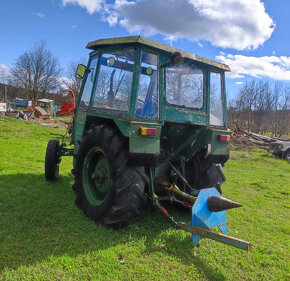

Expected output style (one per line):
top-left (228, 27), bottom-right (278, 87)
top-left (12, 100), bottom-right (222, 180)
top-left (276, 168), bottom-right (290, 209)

top-left (0, 117), bottom-right (289, 281)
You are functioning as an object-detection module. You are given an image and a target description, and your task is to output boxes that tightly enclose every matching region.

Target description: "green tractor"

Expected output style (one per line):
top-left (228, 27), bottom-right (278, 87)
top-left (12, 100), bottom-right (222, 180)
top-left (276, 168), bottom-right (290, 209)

top-left (45, 36), bottom-right (251, 251)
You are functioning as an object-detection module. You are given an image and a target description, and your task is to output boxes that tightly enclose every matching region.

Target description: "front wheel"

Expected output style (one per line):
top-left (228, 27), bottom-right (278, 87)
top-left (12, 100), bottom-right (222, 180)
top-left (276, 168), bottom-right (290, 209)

top-left (45, 140), bottom-right (60, 181)
top-left (73, 124), bottom-right (146, 228)
top-left (284, 150), bottom-right (290, 161)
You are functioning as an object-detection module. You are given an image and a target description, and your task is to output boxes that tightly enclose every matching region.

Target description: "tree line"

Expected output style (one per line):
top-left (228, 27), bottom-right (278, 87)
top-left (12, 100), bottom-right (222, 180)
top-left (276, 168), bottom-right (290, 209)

top-left (0, 41), bottom-right (85, 103)
top-left (228, 80), bottom-right (290, 137)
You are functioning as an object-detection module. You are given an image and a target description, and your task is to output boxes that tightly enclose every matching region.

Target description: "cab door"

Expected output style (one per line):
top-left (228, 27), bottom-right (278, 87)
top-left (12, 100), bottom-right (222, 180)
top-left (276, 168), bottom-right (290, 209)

top-left (72, 54), bottom-right (99, 153)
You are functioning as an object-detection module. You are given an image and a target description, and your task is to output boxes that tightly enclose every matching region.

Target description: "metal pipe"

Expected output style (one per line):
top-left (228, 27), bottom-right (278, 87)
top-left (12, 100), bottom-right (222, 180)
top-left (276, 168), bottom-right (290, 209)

top-left (178, 223), bottom-right (252, 251)
top-left (163, 183), bottom-right (196, 203)
top-left (164, 158), bottom-right (195, 191)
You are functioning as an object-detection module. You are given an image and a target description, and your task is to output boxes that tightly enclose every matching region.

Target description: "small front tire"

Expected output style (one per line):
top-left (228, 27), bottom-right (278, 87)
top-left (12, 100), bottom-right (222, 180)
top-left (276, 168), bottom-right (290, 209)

top-left (45, 140), bottom-right (60, 181)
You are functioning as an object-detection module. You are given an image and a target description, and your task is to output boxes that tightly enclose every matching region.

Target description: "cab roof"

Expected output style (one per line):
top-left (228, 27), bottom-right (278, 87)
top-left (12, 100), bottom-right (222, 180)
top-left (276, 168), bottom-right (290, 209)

top-left (86, 35), bottom-right (230, 71)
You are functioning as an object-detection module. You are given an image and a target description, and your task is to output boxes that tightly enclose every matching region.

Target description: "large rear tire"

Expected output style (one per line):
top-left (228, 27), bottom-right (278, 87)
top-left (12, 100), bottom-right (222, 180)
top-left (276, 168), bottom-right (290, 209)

top-left (73, 124), bottom-right (146, 228)
top-left (186, 150), bottom-right (226, 194)
top-left (45, 140), bottom-right (60, 181)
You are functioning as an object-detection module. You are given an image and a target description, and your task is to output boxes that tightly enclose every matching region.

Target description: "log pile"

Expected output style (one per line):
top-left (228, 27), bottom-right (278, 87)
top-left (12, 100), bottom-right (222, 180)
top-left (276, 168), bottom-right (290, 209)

top-left (229, 123), bottom-right (289, 149)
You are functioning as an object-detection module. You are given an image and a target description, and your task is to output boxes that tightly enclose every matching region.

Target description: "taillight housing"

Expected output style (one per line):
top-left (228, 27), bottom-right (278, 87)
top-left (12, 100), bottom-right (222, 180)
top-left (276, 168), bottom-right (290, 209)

top-left (219, 134), bottom-right (231, 142)
top-left (140, 127), bottom-right (157, 136)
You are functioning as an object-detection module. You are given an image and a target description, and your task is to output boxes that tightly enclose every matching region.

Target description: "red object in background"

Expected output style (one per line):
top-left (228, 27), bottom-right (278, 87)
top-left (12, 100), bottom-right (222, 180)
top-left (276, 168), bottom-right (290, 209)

top-left (57, 89), bottom-right (75, 116)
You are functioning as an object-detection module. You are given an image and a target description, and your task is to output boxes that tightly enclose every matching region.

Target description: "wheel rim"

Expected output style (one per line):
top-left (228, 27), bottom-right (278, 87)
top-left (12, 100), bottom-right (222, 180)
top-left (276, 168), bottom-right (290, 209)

top-left (82, 147), bottom-right (110, 206)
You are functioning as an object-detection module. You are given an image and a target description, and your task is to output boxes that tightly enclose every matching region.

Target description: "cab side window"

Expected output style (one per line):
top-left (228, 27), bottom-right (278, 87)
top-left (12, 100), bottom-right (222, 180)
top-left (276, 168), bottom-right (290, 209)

top-left (79, 57), bottom-right (98, 107)
top-left (210, 72), bottom-right (224, 126)
top-left (135, 51), bottom-right (158, 118)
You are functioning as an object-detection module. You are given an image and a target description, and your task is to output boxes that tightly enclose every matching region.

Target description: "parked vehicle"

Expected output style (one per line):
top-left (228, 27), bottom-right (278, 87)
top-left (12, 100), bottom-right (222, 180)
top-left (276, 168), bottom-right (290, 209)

top-left (44, 36), bottom-right (251, 251)
top-left (11, 99), bottom-right (32, 107)
top-left (270, 141), bottom-right (290, 160)
top-left (37, 99), bottom-right (57, 117)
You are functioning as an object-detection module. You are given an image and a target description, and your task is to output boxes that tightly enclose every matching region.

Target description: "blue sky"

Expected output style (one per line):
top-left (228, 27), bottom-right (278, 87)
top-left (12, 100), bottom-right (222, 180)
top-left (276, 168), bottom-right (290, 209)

top-left (0, 0), bottom-right (289, 99)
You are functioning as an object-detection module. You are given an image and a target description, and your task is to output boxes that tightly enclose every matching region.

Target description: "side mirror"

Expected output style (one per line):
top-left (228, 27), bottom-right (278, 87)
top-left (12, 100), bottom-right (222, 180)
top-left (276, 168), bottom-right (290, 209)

top-left (75, 64), bottom-right (87, 79)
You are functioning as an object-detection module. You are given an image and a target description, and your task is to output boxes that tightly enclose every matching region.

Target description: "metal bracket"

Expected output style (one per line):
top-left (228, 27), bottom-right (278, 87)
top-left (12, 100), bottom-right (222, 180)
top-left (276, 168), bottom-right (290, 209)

top-left (178, 223), bottom-right (252, 251)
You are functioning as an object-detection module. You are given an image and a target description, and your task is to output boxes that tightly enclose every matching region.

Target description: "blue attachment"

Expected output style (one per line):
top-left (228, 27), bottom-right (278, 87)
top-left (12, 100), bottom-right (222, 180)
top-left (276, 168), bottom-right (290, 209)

top-left (191, 187), bottom-right (227, 244)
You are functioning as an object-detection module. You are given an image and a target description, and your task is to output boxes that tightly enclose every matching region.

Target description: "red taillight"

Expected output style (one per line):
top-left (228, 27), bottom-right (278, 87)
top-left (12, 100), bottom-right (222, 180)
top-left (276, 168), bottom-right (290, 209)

top-left (140, 127), bottom-right (157, 136)
top-left (219, 134), bottom-right (231, 142)
top-left (147, 128), bottom-right (157, 136)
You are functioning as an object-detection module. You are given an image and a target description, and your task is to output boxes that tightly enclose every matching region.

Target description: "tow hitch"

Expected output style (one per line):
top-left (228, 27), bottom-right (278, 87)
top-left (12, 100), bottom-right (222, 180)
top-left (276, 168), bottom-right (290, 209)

top-left (154, 185), bottom-right (251, 251)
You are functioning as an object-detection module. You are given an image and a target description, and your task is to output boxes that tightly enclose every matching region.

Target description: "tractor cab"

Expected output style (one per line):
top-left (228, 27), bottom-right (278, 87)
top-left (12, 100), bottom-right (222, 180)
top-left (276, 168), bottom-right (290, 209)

top-left (74, 36), bottom-right (230, 159)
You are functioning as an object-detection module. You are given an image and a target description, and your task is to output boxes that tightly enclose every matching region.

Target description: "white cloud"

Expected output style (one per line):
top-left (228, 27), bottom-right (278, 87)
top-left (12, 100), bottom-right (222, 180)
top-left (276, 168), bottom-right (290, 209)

top-left (61, 0), bottom-right (274, 50)
top-left (216, 54), bottom-right (290, 81)
top-left (235, 81), bottom-right (243, 85)
top-left (62, 0), bottom-right (104, 14)
top-left (0, 63), bottom-right (10, 83)
top-left (0, 63), bottom-right (9, 75)
top-left (71, 25), bottom-right (78, 29)
top-left (34, 12), bottom-right (45, 17)
top-left (107, 0), bottom-right (275, 50)
top-left (198, 42), bottom-right (203, 48)
top-left (102, 5), bottom-right (118, 26)
top-left (58, 76), bottom-right (73, 89)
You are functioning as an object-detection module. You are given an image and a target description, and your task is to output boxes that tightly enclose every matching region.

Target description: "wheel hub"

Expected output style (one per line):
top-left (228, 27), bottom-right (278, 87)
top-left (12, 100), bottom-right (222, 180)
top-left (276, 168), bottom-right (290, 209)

top-left (82, 147), bottom-right (110, 206)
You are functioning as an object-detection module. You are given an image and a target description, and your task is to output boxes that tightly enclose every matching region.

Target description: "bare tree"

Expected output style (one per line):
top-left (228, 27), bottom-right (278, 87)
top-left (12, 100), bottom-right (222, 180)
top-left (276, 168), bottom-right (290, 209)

top-left (9, 41), bottom-right (62, 101)
top-left (229, 79), bottom-right (290, 137)
top-left (63, 58), bottom-right (87, 99)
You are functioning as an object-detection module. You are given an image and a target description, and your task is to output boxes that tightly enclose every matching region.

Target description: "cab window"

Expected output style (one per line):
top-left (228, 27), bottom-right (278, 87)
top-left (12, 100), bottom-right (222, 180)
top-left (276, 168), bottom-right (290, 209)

top-left (79, 56), bottom-right (98, 107)
top-left (93, 49), bottom-right (135, 113)
top-left (210, 72), bottom-right (224, 126)
top-left (165, 64), bottom-right (203, 109)
top-left (135, 50), bottom-right (158, 118)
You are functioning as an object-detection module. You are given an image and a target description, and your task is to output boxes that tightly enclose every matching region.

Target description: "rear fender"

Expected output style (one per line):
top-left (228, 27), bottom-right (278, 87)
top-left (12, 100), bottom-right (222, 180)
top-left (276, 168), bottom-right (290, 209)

top-left (186, 128), bottom-right (231, 160)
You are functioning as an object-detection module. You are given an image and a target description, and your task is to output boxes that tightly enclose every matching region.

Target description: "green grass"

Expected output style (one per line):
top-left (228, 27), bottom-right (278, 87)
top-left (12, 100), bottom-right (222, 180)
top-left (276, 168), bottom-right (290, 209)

top-left (0, 116), bottom-right (289, 281)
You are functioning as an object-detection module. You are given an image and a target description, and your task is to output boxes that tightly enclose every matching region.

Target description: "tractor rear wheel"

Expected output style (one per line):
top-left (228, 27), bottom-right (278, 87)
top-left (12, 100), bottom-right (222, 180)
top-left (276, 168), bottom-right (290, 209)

top-left (73, 124), bottom-right (146, 228)
top-left (45, 140), bottom-right (60, 181)
top-left (186, 150), bottom-right (226, 194)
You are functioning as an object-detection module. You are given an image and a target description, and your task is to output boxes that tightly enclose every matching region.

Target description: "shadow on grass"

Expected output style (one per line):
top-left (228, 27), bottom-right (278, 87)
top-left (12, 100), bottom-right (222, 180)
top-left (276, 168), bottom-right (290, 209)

top-left (0, 173), bottom-right (225, 280)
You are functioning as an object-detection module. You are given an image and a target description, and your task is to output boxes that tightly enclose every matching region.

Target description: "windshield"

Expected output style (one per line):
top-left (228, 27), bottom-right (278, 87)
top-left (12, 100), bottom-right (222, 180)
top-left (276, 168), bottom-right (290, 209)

top-left (165, 64), bottom-right (203, 109)
top-left (93, 48), bottom-right (135, 112)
